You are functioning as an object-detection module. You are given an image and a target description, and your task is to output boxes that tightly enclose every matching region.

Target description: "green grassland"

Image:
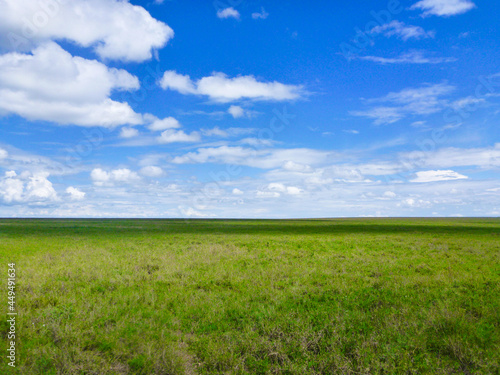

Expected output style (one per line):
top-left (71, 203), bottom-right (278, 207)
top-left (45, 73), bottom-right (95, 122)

top-left (0, 218), bottom-right (499, 374)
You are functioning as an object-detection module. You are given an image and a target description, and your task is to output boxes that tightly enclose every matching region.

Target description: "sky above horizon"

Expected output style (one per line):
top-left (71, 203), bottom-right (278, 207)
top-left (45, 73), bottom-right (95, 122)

top-left (0, 0), bottom-right (499, 218)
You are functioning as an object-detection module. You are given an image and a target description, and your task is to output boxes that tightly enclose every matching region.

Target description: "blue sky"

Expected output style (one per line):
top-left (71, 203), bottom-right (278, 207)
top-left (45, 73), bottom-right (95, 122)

top-left (0, 0), bottom-right (499, 218)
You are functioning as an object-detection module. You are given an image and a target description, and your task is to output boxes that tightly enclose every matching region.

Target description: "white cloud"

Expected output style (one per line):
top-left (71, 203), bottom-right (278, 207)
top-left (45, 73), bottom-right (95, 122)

top-left (256, 191), bottom-right (280, 198)
top-left (200, 127), bottom-right (257, 138)
top-left (267, 183), bottom-right (303, 195)
top-left (451, 96), bottom-right (485, 110)
top-left (158, 71), bottom-right (196, 94)
top-left (157, 129), bottom-right (201, 144)
top-left (358, 51), bottom-right (456, 65)
top-left (0, 145), bottom-right (78, 176)
top-left (66, 186), bottom-right (85, 201)
top-left (197, 73), bottom-right (302, 102)
top-left (232, 188), bottom-right (244, 195)
top-left (252, 7), bottom-right (269, 20)
top-left (26, 173), bottom-right (57, 200)
top-left (268, 182), bottom-right (286, 192)
top-left (0, 149), bottom-right (7, 159)
top-left (228, 105), bottom-right (245, 118)
top-left (140, 166), bottom-right (164, 177)
top-left (286, 186), bottom-right (303, 195)
top-left (90, 168), bottom-right (111, 186)
top-left (171, 146), bottom-right (331, 169)
top-left (380, 82), bottom-right (454, 108)
top-left (217, 7), bottom-right (240, 19)
top-left (90, 168), bottom-right (140, 186)
top-left (403, 144), bottom-right (500, 169)
top-left (369, 21), bottom-right (435, 41)
top-left (178, 206), bottom-right (213, 217)
top-left (351, 106), bottom-right (403, 125)
top-left (0, 42), bottom-right (142, 127)
top-left (202, 127), bottom-right (228, 137)
top-left (120, 127), bottom-right (139, 138)
top-left (159, 71), bottom-right (302, 102)
top-left (0, 172), bottom-right (23, 203)
top-left (282, 161), bottom-right (312, 173)
top-left (148, 116), bottom-right (181, 131)
top-left (352, 82), bottom-right (455, 124)
top-left (0, 172), bottom-right (59, 203)
top-left (411, 170), bottom-right (468, 182)
top-left (400, 198), bottom-right (432, 208)
top-left (411, 0), bottom-right (476, 17)
top-left (238, 138), bottom-right (276, 147)
top-left (0, 0), bottom-right (174, 62)
top-left (486, 187), bottom-right (500, 192)
top-left (2, 162), bottom-right (500, 218)
top-left (411, 120), bottom-right (427, 127)
top-left (111, 169), bottom-right (140, 183)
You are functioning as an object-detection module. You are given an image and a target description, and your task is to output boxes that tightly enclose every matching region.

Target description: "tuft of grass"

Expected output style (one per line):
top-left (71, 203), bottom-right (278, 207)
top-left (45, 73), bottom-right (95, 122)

top-left (0, 218), bottom-right (499, 374)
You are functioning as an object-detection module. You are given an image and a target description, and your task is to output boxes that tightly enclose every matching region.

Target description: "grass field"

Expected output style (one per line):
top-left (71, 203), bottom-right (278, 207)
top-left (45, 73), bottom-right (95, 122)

top-left (1, 218), bottom-right (499, 374)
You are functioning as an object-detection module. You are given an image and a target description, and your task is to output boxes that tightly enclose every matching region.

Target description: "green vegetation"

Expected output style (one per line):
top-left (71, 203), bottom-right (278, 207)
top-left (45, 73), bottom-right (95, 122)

top-left (1, 218), bottom-right (499, 374)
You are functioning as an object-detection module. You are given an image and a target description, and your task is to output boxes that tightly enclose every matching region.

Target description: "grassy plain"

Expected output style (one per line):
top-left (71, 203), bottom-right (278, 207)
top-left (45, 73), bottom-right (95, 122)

top-left (0, 218), bottom-right (499, 374)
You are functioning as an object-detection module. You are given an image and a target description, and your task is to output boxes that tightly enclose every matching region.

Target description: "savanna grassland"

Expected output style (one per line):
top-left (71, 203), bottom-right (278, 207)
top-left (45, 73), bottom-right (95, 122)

top-left (0, 218), bottom-right (499, 374)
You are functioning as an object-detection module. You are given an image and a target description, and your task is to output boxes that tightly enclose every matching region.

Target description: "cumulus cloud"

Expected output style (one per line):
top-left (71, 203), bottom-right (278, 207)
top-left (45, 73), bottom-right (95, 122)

top-left (228, 105), bottom-right (245, 118)
top-left (0, 171), bottom-right (23, 203)
top-left (159, 71), bottom-right (302, 102)
top-left (139, 166), bottom-right (164, 177)
top-left (400, 198), bottom-right (432, 208)
top-left (148, 116), bottom-right (181, 131)
top-left (369, 21), bottom-right (435, 41)
top-left (90, 168), bottom-right (140, 186)
top-left (157, 129), bottom-right (201, 144)
top-left (111, 169), bottom-right (140, 183)
top-left (26, 173), bottom-right (58, 200)
top-left (232, 188), bottom-right (244, 195)
top-left (0, 171), bottom-right (58, 203)
top-left (0, 0), bottom-right (174, 62)
top-left (411, 170), bottom-right (468, 182)
top-left (0, 42), bottom-right (142, 127)
top-left (411, 0), bottom-right (476, 17)
top-left (66, 186), bottom-right (85, 200)
top-left (268, 183), bottom-right (303, 195)
top-left (0, 149), bottom-right (8, 159)
top-left (90, 168), bottom-right (110, 186)
top-left (217, 7), bottom-right (240, 19)
top-left (158, 71), bottom-right (196, 94)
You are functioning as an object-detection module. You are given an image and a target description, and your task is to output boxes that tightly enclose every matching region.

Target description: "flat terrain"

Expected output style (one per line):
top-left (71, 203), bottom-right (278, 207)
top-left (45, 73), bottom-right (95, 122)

top-left (0, 218), bottom-right (499, 374)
